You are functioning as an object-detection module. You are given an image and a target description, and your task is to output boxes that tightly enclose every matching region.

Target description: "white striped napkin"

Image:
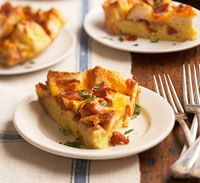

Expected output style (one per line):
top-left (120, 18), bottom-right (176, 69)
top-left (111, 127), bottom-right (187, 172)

top-left (0, 0), bottom-right (140, 182)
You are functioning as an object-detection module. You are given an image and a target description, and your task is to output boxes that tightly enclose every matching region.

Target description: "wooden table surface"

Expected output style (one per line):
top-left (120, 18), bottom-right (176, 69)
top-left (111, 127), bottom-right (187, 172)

top-left (132, 1), bottom-right (200, 182)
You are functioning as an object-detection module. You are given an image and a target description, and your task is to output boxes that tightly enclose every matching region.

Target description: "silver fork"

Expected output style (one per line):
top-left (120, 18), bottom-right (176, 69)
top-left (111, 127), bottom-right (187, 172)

top-left (153, 74), bottom-right (193, 146)
top-left (183, 64), bottom-right (200, 133)
top-left (170, 64), bottom-right (200, 178)
top-left (181, 64), bottom-right (199, 155)
top-left (171, 136), bottom-right (200, 178)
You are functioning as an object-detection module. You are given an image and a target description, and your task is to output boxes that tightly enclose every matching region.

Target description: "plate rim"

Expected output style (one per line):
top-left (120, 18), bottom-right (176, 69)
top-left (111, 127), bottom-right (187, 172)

top-left (13, 86), bottom-right (175, 160)
top-left (0, 28), bottom-right (76, 75)
top-left (84, 1), bottom-right (200, 54)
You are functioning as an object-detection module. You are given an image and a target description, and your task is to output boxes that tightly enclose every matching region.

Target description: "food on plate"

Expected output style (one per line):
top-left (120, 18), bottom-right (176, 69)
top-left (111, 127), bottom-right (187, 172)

top-left (36, 66), bottom-right (140, 149)
top-left (102, 0), bottom-right (197, 41)
top-left (0, 2), bottom-right (65, 67)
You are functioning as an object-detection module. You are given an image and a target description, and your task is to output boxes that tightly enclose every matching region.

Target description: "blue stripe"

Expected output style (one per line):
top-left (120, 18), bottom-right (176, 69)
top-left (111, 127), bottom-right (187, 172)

top-left (87, 160), bottom-right (91, 183)
top-left (74, 159), bottom-right (88, 183)
top-left (79, 0), bottom-right (89, 72)
top-left (0, 131), bottom-right (24, 141)
top-left (74, 0), bottom-right (90, 183)
top-left (70, 159), bottom-right (75, 183)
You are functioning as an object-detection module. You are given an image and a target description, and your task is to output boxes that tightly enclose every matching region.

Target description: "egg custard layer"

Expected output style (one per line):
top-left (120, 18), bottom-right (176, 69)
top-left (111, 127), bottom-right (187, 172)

top-left (0, 2), bottom-right (65, 67)
top-left (36, 66), bottom-right (140, 149)
top-left (102, 0), bottom-right (197, 41)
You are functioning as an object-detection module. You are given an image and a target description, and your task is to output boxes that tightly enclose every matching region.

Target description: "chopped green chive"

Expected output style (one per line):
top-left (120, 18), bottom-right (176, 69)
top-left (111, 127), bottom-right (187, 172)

top-left (150, 38), bottom-right (159, 43)
top-left (29, 60), bottom-right (35, 64)
top-left (84, 98), bottom-right (95, 102)
top-left (59, 128), bottom-right (72, 136)
top-left (93, 83), bottom-right (100, 90)
top-left (64, 140), bottom-right (83, 148)
top-left (80, 90), bottom-right (91, 97)
top-left (118, 36), bottom-right (124, 42)
top-left (124, 129), bottom-right (133, 135)
top-left (101, 36), bottom-right (113, 41)
top-left (153, 0), bottom-right (163, 7)
top-left (131, 115), bottom-right (137, 120)
top-left (133, 43), bottom-right (139, 46)
top-left (24, 66), bottom-right (32, 69)
top-left (80, 90), bottom-right (92, 98)
top-left (101, 101), bottom-right (110, 107)
top-left (80, 89), bottom-right (95, 102)
top-left (134, 104), bottom-right (141, 115)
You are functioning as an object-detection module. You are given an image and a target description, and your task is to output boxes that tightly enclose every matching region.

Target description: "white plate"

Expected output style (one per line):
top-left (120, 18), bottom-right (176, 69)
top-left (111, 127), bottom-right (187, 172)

top-left (0, 29), bottom-right (75, 75)
top-left (84, 2), bottom-right (200, 53)
top-left (13, 87), bottom-right (175, 160)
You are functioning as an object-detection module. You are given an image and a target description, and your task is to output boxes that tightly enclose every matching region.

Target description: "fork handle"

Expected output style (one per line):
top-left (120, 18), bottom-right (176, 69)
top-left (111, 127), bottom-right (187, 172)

top-left (196, 112), bottom-right (200, 134)
top-left (188, 154), bottom-right (200, 178)
top-left (171, 137), bottom-right (200, 177)
top-left (181, 115), bottom-right (199, 154)
top-left (178, 119), bottom-right (194, 147)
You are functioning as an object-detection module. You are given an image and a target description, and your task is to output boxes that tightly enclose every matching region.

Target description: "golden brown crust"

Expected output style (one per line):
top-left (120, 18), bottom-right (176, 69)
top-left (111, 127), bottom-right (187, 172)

top-left (36, 66), bottom-right (139, 129)
top-left (36, 66), bottom-right (140, 149)
top-left (102, 0), bottom-right (134, 34)
top-left (0, 2), bottom-right (66, 67)
top-left (102, 0), bottom-right (197, 41)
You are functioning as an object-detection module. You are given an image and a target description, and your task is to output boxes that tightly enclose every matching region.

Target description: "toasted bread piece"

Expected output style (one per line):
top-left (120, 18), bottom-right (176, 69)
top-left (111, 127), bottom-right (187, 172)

top-left (36, 66), bottom-right (140, 149)
top-left (102, 0), bottom-right (197, 41)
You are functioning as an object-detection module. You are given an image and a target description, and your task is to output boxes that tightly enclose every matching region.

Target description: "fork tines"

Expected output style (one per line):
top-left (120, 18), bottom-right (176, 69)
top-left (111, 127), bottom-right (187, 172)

top-left (183, 64), bottom-right (200, 112)
top-left (153, 74), bottom-right (186, 119)
top-left (154, 74), bottom-right (194, 146)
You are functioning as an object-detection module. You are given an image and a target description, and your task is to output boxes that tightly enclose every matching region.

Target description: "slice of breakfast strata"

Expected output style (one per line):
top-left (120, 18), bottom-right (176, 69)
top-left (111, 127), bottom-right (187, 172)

top-left (102, 0), bottom-right (197, 41)
top-left (36, 66), bottom-right (140, 149)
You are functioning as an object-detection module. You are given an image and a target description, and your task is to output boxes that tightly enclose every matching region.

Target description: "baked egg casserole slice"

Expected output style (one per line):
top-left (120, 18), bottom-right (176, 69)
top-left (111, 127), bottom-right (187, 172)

top-left (36, 66), bottom-right (140, 149)
top-left (102, 0), bottom-right (197, 41)
top-left (0, 2), bottom-right (65, 67)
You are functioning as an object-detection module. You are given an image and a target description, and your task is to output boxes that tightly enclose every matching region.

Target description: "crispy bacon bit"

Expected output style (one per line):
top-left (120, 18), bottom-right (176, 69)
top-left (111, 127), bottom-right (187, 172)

top-left (93, 82), bottom-right (115, 105)
top-left (176, 4), bottom-right (188, 13)
top-left (56, 94), bottom-right (73, 110)
top-left (104, 96), bottom-right (113, 105)
top-left (125, 105), bottom-right (131, 117)
top-left (137, 19), bottom-right (150, 27)
top-left (167, 26), bottom-right (177, 35)
top-left (110, 131), bottom-right (129, 146)
top-left (36, 83), bottom-right (47, 90)
top-left (60, 90), bottom-right (83, 100)
top-left (56, 95), bottom-right (67, 110)
top-left (73, 113), bottom-right (81, 121)
top-left (34, 10), bottom-right (45, 24)
top-left (137, 19), bottom-right (155, 33)
top-left (34, 10), bottom-right (52, 36)
top-left (80, 103), bottom-right (105, 117)
top-left (23, 7), bottom-right (32, 18)
top-left (80, 110), bottom-right (115, 129)
top-left (126, 79), bottom-right (136, 95)
top-left (80, 115), bottom-right (100, 128)
top-left (125, 35), bottom-right (138, 41)
top-left (153, 3), bottom-right (168, 14)
top-left (126, 79), bottom-right (136, 88)
top-left (93, 82), bottom-right (116, 98)
top-left (0, 2), bottom-right (13, 16)
top-left (65, 101), bottom-right (73, 110)
top-left (99, 110), bottom-right (115, 128)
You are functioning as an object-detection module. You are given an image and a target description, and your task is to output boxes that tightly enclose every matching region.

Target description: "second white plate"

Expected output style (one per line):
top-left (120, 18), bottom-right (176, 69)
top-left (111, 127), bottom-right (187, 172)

top-left (84, 3), bottom-right (200, 54)
top-left (13, 87), bottom-right (175, 160)
top-left (0, 28), bottom-right (75, 75)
